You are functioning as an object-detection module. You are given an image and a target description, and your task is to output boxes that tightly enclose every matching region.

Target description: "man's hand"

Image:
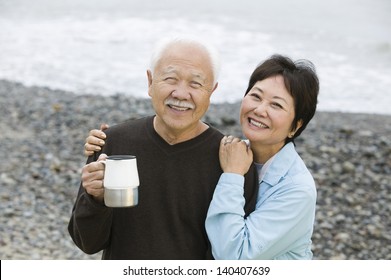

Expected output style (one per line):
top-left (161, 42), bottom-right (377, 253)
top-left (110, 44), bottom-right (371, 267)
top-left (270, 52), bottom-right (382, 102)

top-left (81, 153), bottom-right (108, 202)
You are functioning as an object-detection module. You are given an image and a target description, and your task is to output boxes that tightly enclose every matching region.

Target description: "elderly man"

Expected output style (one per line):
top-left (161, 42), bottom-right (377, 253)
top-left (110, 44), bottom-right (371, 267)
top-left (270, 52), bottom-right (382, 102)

top-left (68, 37), bottom-right (258, 259)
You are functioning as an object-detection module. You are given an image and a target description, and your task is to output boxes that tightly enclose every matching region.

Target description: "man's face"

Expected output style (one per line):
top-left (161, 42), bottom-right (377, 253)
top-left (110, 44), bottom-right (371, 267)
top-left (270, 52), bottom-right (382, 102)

top-left (147, 43), bottom-right (217, 141)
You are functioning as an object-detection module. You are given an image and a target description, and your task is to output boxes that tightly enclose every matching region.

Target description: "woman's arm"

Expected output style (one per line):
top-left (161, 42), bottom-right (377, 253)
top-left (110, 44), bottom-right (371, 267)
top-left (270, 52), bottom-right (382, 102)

top-left (205, 176), bottom-right (315, 260)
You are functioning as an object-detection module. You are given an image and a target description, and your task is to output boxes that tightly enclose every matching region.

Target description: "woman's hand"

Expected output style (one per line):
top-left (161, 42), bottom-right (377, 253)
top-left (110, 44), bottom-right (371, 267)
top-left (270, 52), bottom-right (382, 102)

top-left (219, 136), bottom-right (253, 176)
top-left (84, 123), bottom-right (109, 156)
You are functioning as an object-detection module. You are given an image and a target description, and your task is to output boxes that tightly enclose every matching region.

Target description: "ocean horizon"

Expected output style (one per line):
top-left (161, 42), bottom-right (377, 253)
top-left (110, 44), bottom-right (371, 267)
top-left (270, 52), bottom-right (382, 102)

top-left (0, 0), bottom-right (390, 115)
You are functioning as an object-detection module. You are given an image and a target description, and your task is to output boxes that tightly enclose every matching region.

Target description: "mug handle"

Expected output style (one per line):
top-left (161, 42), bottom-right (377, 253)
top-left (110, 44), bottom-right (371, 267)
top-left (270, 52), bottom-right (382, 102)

top-left (97, 154), bottom-right (108, 167)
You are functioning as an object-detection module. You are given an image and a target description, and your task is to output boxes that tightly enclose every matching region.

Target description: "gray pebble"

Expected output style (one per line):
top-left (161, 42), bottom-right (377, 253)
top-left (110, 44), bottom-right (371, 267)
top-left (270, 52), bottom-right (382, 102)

top-left (1, 80), bottom-right (390, 260)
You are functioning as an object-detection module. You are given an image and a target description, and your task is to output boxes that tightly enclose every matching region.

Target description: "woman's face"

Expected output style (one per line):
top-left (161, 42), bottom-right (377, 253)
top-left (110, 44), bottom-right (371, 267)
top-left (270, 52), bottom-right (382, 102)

top-left (240, 75), bottom-right (300, 156)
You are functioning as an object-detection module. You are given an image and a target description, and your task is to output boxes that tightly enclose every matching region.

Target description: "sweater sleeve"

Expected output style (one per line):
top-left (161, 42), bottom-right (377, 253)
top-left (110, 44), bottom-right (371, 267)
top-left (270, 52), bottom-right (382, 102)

top-left (205, 173), bottom-right (315, 260)
top-left (68, 186), bottom-right (113, 254)
top-left (68, 154), bottom-right (114, 255)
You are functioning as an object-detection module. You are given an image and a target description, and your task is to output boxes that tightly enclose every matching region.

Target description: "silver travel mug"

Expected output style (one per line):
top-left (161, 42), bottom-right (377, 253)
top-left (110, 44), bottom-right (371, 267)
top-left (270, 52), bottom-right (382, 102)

top-left (101, 155), bottom-right (139, 207)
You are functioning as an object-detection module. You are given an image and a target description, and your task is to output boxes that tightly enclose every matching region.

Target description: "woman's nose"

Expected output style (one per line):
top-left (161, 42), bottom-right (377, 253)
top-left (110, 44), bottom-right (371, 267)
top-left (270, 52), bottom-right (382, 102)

top-left (253, 102), bottom-right (268, 117)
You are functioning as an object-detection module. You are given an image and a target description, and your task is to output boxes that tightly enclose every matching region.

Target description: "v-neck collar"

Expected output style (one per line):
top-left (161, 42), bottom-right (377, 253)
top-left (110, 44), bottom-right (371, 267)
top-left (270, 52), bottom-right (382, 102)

top-left (145, 116), bottom-right (217, 155)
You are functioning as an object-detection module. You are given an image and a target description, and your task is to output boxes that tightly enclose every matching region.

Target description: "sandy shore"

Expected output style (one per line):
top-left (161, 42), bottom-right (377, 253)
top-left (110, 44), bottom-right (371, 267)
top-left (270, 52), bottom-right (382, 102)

top-left (0, 79), bottom-right (390, 259)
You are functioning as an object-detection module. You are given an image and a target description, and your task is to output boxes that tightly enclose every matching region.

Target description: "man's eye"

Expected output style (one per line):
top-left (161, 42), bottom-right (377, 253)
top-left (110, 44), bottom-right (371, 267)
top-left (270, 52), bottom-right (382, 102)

top-left (190, 82), bottom-right (202, 88)
top-left (164, 77), bottom-right (177, 83)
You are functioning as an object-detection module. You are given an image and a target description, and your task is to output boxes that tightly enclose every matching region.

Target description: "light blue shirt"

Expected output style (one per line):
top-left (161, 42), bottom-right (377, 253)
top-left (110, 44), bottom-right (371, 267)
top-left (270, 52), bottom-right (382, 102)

top-left (205, 142), bottom-right (316, 260)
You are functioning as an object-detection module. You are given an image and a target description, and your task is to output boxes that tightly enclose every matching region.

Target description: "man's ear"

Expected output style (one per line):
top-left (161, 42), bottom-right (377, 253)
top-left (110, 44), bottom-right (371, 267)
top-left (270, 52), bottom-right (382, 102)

top-left (147, 70), bottom-right (153, 97)
top-left (210, 82), bottom-right (218, 96)
top-left (212, 82), bottom-right (218, 93)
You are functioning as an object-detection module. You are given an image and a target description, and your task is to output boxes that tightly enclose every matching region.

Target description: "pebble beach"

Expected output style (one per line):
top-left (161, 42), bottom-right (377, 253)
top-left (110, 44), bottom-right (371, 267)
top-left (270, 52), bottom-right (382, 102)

top-left (0, 79), bottom-right (390, 260)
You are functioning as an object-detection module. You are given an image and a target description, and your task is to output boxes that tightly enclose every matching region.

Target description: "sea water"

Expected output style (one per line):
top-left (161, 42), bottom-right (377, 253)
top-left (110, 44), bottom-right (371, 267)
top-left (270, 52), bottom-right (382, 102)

top-left (0, 0), bottom-right (390, 114)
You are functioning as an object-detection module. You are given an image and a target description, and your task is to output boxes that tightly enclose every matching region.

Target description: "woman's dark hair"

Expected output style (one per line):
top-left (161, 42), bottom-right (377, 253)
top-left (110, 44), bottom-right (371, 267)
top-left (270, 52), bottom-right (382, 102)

top-left (245, 54), bottom-right (319, 143)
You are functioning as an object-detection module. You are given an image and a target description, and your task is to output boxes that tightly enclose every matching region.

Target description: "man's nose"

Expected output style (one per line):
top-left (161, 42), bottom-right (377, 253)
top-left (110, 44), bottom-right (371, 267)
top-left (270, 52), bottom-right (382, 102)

top-left (171, 82), bottom-right (191, 100)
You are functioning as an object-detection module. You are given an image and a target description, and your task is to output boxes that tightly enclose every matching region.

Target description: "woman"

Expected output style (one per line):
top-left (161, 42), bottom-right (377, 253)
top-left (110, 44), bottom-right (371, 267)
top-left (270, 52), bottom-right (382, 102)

top-left (84, 54), bottom-right (319, 260)
top-left (205, 55), bottom-right (319, 260)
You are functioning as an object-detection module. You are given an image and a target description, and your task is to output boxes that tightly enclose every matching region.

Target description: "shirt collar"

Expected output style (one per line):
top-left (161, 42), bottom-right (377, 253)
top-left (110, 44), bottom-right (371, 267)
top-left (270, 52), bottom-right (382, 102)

top-left (260, 142), bottom-right (298, 186)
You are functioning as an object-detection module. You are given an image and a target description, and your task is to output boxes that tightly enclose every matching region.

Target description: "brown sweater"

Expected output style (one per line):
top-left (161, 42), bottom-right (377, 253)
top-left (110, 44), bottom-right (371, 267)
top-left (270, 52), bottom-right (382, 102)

top-left (68, 116), bottom-right (258, 259)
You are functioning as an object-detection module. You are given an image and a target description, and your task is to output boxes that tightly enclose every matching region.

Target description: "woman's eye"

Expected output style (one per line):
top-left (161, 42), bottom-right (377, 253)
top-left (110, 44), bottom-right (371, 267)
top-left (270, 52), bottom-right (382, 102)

top-left (250, 93), bottom-right (261, 100)
top-left (272, 102), bottom-right (283, 109)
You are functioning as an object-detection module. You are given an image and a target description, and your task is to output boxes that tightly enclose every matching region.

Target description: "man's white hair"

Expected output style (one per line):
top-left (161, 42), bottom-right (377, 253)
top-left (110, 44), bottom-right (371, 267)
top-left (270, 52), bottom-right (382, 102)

top-left (149, 36), bottom-right (221, 86)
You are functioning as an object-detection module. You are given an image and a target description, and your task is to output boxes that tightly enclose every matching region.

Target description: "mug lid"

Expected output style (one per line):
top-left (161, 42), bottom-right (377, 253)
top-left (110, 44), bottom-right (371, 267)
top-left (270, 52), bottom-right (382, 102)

top-left (107, 155), bottom-right (136, 160)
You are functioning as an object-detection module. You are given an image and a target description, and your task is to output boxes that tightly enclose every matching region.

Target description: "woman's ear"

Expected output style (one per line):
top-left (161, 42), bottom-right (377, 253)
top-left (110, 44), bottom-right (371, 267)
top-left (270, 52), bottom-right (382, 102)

top-left (296, 119), bottom-right (303, 132)
top-left (289, 119), bottom-right (303, 138)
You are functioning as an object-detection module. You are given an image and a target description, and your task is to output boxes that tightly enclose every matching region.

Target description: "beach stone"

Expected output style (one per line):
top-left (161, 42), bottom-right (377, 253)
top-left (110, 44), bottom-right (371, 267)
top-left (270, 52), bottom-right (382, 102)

top-left (1, 79), bottom-right (390, 260)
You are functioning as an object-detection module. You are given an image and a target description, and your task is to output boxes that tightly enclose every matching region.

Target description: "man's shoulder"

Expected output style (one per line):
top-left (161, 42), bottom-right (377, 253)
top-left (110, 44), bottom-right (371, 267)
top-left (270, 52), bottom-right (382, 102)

top-left (205, 124), bottom-right (224, 139)
top-left (106, 116), bottom-right (151, 136)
